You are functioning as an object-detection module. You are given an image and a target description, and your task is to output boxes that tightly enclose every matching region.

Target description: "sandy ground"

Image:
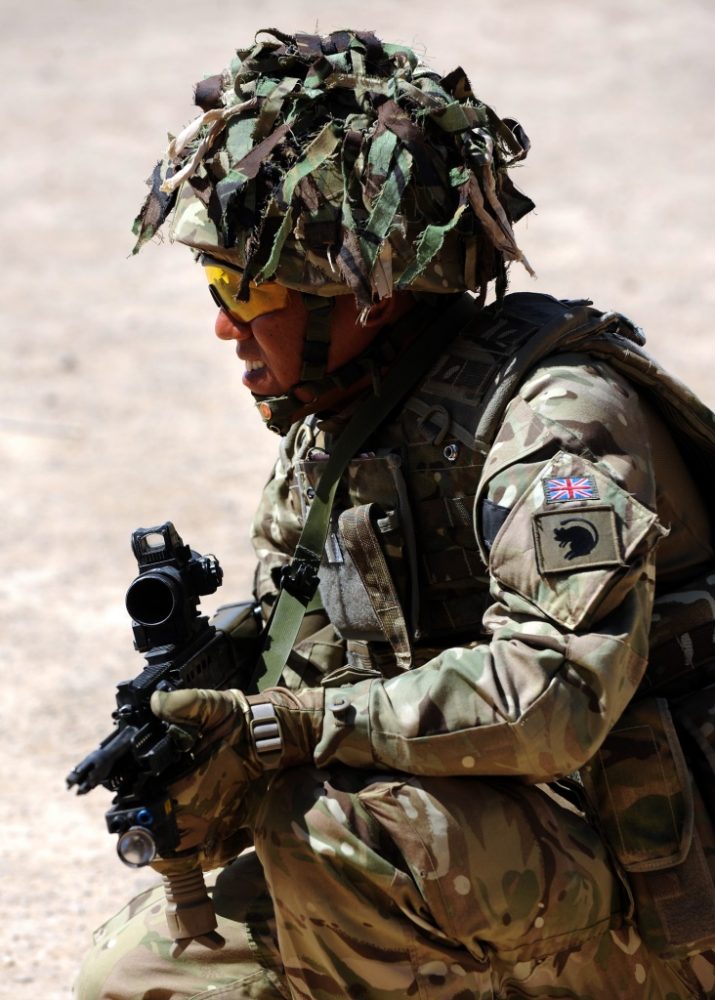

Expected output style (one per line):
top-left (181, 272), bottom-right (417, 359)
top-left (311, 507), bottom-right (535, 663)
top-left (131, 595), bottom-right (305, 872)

top-left (1, 1), bottom-right (713, 996)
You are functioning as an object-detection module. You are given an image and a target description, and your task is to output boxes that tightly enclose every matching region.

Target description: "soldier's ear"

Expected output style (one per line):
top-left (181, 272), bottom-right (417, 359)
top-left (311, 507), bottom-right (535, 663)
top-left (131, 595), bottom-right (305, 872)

top-left (360, 291), bottom-right (415, 330)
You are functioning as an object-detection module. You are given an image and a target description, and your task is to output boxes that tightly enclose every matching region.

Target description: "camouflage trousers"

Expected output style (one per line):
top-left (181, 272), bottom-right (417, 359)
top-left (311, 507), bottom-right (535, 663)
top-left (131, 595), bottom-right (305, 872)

top-left (75, 766), bottom-right (715, 999)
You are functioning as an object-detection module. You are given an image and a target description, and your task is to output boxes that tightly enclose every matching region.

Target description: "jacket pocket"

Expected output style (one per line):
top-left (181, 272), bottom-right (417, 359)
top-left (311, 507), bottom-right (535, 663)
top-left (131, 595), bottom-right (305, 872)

top-left (581, 695), bottom-right (715, 957)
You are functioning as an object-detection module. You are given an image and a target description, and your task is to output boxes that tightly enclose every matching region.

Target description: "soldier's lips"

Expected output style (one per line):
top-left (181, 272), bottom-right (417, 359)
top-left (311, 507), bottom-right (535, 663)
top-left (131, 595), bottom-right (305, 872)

top-left (242, 362), bottom-right (268, 387)
top-left (238, 351), bottom-right (276, 391)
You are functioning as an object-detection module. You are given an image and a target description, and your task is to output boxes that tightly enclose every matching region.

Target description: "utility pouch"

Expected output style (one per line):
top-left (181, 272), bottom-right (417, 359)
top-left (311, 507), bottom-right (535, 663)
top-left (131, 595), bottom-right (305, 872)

top-left (318, 502), bottom-right (412, 672)
top-left (581, 696), bottom-right (715, 958)
top-left (673, 683), bottom-right (715, 825)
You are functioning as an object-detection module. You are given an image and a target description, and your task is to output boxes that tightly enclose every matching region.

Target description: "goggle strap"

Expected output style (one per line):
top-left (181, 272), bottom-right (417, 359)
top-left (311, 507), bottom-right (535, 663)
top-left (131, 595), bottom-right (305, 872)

top-left (237, 269), bottom-right (252, 302)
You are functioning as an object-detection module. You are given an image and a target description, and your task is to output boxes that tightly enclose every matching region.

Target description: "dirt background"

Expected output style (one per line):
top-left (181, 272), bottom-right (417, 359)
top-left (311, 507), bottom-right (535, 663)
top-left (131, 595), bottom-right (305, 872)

top-left (1, 1), bottom-right (713, 996)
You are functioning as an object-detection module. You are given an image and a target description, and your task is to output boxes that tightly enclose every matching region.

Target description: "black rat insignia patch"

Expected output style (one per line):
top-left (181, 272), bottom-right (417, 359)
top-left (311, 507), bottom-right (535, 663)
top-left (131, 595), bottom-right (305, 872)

top-left (533, 505), bottom-right (622, 573)
top-left (553, 517), bottom-right (599, 559)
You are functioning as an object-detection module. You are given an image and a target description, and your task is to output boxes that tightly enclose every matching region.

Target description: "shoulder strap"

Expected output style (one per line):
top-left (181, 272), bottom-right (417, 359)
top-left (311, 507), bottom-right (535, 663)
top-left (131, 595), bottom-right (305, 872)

top-left (472, 292), bottom-right (715, 461)
top-left (403, 292), bottom-right (636, 452)
top-left (574, 335), bottom-right (715, 461)
top-left (472, 294), bottom-right (645, 450)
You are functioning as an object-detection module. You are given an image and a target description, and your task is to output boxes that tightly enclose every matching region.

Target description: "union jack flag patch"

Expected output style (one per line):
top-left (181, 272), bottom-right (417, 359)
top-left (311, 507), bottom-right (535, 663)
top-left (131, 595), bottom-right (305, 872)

top-left (544, 476), bottom-right (599, 503)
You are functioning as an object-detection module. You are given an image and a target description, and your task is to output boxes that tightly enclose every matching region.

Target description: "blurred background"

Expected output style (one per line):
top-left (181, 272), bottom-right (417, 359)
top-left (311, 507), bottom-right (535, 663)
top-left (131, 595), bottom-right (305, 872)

top-left (1, 1), bottom-right (713, 995)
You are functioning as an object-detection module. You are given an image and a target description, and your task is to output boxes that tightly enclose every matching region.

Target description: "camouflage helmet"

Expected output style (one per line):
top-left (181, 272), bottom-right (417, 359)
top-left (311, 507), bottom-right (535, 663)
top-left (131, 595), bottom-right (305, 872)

top-left (133, 29), bottom-right (535, 308)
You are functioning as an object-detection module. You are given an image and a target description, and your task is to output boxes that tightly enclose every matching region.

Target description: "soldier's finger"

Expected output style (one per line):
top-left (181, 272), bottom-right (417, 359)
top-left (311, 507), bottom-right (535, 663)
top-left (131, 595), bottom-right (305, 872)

top-left (150, 688), bottom-right (239, 730)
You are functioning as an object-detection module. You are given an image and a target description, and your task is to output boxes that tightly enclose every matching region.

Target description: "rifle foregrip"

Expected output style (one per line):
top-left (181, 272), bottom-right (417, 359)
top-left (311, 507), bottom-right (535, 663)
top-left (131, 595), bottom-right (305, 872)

top-left (161, 861), bottom-right (219, 942)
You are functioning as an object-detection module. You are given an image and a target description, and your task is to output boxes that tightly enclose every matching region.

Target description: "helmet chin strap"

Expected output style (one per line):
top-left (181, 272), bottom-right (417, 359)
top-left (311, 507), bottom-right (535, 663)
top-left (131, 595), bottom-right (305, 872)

top-left (298, 293), bottom-right (334, 381)
top-left (252, 295), bottom-right (421, 435)
top-left (252, 292), bottom-right (335, 433)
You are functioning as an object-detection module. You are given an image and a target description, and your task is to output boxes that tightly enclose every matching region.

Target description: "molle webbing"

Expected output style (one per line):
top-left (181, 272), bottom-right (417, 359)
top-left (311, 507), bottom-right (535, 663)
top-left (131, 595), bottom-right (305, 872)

top-left (406, 294), bottom-right (642, 450)
top-left (390, 294), bottom-right (635, 637)
top-left (476, 293), bottom-right (715, 465)
top-left (647, 620), bottom-right (715, 696)
top-left (641, 567), bottom-right (715, 698)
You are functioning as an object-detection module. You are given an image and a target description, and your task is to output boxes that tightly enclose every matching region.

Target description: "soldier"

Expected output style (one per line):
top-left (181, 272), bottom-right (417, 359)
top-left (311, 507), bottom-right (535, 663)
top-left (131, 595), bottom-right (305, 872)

top-left (76, 29), bottom-right (715, 1000)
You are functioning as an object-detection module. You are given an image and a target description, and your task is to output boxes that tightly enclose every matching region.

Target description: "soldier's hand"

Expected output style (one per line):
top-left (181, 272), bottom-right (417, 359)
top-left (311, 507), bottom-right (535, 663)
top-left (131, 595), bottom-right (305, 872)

top-left (149, 686), bottom-right (325, 868)
top-left (149, 688), bottom-right (261, 869)
top-left (151, 687), bottom-right (254, 750)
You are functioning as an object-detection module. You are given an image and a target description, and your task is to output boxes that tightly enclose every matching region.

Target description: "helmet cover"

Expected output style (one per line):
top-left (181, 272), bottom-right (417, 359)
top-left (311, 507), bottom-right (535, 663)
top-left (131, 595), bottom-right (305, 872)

top-left (133, 29), bottom-right (535, 306)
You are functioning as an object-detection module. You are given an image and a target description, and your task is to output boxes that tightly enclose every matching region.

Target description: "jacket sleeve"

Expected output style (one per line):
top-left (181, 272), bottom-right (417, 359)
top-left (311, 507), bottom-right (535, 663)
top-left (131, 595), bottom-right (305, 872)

top-left (311, 354), bottom-right (668, 782)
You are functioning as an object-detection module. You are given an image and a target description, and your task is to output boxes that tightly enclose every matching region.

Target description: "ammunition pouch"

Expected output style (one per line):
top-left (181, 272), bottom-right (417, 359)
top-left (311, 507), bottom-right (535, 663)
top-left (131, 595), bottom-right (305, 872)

top-left (581, 692), bottom-right (715, 958)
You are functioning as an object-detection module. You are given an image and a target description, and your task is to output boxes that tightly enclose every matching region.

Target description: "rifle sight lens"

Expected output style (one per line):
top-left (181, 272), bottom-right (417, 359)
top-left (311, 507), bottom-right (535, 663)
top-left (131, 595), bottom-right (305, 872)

top-left (126, 575), bottom-right (177, 626)
top-left (117, 827), bottom-right (157, 868)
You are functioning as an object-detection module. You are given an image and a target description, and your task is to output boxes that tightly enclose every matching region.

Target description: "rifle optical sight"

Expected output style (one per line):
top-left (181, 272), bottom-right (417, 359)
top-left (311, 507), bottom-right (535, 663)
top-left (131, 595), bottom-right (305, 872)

top-left (126, 523), bottom-right (223, 651)
top-left (126, 574), bottom-right (179, 626)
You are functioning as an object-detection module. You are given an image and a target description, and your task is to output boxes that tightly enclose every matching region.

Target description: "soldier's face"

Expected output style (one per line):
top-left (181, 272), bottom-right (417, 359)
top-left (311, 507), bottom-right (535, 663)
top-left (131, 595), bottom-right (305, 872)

top-left (214, 288), bottom-right (309, 396)
top-left (214, 292), bottom-right (390, 399)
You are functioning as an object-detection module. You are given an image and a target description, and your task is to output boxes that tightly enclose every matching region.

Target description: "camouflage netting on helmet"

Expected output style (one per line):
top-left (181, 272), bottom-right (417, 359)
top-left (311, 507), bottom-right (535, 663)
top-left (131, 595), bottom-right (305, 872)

top-left (133, 29), bottom-right (535, 306)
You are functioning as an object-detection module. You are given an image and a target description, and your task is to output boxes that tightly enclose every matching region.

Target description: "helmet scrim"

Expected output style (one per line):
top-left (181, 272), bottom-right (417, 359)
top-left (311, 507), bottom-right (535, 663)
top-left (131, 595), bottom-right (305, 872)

top-left (133, 29), bottom-right (535, 307)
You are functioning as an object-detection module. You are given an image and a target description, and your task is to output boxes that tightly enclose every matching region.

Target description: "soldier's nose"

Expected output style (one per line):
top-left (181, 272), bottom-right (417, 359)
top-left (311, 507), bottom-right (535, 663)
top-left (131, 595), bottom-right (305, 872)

top-left (215, 309), bottom-right (252, 341)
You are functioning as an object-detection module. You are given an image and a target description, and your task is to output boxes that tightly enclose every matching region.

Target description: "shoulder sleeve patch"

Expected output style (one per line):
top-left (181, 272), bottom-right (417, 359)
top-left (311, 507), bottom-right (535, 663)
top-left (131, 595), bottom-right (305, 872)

top-left (534, 505), bottom-right (622, 573)
top-left (489, 450), bottom-right (665, 630)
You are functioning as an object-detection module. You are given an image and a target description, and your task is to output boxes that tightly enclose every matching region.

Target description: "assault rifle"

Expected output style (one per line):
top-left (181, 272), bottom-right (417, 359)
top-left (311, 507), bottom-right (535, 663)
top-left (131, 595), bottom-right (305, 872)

top-left (67, 522), bottom-right (263, 945)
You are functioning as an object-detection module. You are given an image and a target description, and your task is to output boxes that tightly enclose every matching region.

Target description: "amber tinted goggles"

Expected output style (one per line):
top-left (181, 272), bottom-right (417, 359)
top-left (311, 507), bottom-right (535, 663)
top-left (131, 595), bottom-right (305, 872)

top-left (203, 263), bottom-right (290, 323)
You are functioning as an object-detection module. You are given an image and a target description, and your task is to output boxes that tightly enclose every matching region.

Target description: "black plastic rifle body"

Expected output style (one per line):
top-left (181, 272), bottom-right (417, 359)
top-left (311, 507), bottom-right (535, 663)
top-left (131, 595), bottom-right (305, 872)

top-left (67, 521), bottom-right (262, 864)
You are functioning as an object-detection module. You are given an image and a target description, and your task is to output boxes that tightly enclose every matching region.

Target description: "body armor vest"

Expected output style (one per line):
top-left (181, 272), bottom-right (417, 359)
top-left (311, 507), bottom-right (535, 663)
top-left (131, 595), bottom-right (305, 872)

top-left (299, 292), bottom-right (715, 673)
